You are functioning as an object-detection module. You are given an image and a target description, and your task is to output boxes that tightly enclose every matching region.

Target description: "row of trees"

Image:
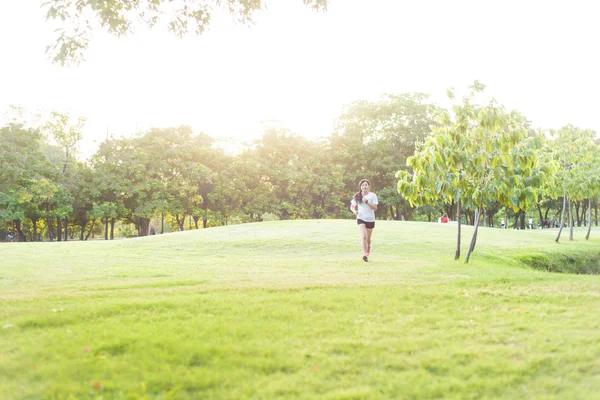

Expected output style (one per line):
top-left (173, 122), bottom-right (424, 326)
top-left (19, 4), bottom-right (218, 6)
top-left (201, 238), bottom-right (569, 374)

top-left (1, 88), bottom-right (598, 244)
top-left (397, 82), bottom-right (600, 262)
top-left (0, 93), bottom-right (436, 241)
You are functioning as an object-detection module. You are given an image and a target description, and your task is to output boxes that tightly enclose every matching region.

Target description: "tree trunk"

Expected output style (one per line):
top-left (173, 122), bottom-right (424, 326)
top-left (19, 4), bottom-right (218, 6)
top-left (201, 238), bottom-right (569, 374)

top-left (15, 220), bottom-right (26, 242)
top-left (455, 198), bottom-right (461, 260)
top-left (57, 217), bottom-right (62, 241)
top-left (64, 218), bottom-right (68, 241)
top-left (85, 218), bottom-right (96, 241)
top-left (505, 209), bottom-right (509, 229)
top-left (176, 214), bottom-right (184, 231)
top-left (586, 198), bottom-right (592, 240)
top-left (536, 203), bottom-right (544, 229)
top-left (31, 217), bottom-right (38, 242)
top-left (519, 209), bottom-right (525, 230)
top-left (63, 148), bottom-right (69, 174)
top-left (556, 179), bottom-right (567, 242)
top-left (569, 199), bottom-right (574, 241)
top-left (80, 221), bottom-right (85, 241)
top-left (512, 210), bottom-right (519, 229)
top-left (46, 217), bottom-right (54, 241)
top-left (43, 204), bottom-right (51, 242)
top-left (136, 217), bottom-right (150, 236)
top-left (544, 206), bottom-right (551, 225)
top-left (465, 207), bottom-right (481, 264)
top-left (446, 201), bottom-right (454, 221)
top-left (193, 215), bottom-right (200, 229)
top-left (110, 218), bottom-right (115, 240)
top-left (581, 201), bottom-right (588, 227)
top-left (203, 214), bottom-right (208, 229)
top-left (104, 217), bottom-right (109, 240)
top-left (574, 201), bottom-right (581, 227)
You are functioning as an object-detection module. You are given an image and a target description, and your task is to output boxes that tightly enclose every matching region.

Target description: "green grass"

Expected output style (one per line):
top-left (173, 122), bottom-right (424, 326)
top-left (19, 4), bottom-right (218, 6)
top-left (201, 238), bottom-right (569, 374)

top-left (1, 220), bottom-right (600, 399)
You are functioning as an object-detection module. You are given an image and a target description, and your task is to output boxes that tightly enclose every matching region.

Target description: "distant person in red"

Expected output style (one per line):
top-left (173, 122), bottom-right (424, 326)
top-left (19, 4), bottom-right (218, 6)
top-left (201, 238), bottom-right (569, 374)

top-left (440, 213), bottom-right (449, 223)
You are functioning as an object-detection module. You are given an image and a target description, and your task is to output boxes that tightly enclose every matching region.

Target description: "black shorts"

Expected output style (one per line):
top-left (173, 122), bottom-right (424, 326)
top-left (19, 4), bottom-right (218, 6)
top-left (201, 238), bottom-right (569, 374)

top-left (357, 219), bottom-right (375, 229)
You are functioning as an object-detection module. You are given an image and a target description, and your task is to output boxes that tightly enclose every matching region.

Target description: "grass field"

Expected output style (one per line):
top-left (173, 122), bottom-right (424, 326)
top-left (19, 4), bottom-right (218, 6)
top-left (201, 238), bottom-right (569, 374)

top-left (1, 220), bottom-right (600, 399)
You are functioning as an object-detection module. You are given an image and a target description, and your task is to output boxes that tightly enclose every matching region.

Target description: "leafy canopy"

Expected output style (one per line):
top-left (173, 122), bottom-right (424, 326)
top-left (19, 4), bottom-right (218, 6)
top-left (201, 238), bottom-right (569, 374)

top-left (42, 0), bottom-right (328, 65)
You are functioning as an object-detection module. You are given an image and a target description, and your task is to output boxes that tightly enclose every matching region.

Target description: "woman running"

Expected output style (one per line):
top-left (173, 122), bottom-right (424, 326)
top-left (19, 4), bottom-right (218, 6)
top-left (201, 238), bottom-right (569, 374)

top-left (350, 179), bottom-right (378, 262)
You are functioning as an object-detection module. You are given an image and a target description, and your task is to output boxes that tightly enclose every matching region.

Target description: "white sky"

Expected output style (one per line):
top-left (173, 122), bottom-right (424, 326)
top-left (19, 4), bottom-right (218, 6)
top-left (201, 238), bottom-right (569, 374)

top-left (1, 0), bottom-right (599, 157)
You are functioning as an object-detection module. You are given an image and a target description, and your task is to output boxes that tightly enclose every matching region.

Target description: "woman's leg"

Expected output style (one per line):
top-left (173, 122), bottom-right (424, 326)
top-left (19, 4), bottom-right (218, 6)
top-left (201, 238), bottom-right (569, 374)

top-left (366, 228), bottom-right (373, 254)
top-left (358, 224), bottom-right (368, 256)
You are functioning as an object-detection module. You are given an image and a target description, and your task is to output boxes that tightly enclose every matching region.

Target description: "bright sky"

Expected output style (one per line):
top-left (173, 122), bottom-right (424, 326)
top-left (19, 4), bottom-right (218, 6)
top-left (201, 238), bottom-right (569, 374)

top-left (1, 0), bottom-right (598, 157)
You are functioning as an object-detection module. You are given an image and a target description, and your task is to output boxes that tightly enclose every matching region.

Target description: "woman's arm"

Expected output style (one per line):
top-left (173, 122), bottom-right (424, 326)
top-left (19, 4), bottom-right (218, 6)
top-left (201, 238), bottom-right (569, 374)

top-left (364, 199), bottom-right (377, 211)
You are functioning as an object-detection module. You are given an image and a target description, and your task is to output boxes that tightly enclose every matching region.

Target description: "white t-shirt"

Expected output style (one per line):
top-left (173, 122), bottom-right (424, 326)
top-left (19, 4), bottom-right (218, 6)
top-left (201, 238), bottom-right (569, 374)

top-left (351, 192), bottom-right (378, 222)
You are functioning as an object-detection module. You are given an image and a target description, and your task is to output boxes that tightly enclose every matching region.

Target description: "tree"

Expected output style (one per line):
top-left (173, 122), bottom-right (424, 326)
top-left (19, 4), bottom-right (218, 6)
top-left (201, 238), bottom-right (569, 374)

top-left (208, 162), bottom-right (244, 225)
top-left (549, 126), bottom-right (596, 242)
top-left (235, 150), bottom-right (277, 222)
top-left (16, 178), bottom-right (58, 241)
top-left (397, 86), bottom-right (483, 260)
top-left (0, 123), bottom-right (50, 241)
top-left (42, 0), bottom-right (328, 65)
top-left (68, 163), bottom-right (100, 240)
top-left (43, 112), bottom-right (85, 175)
top-left (553, 128), bottom-right (600, 240)
top-left (91, 138), bottom-right (132, 239)
top-left (0, 124), bottom-right (47, 188)
top-left (398, 82), bottom-right (552, 263)
top-left (488, 131), bottom-right (553, 240)
top-left (584, 157), bottom-right (600, 240)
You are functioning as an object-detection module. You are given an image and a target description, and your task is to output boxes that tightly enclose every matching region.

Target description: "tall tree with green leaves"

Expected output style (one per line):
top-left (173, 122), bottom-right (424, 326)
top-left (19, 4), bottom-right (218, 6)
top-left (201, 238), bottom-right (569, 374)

top-left (67, 163), bottom-right (100, 240)
top-left (0, 123), bottom-right (49, 241)
top-left (236, 150), bottom-right (277, 222)
top-left (557, 128), bottom-right (599, 240)
top-left (584, 157), bottom-right (600, 240)
top-left (549, 126), bottom-right (596, 242)
top-left (91, 139), bottom-right (132, 238)
top-left (398, 82), bottom-right (552, 263)
top-left (39, 112), bottom-right (83, 240)
top-left (397, 85), bottom-right (486, 260)
top-left (43, 112), bottom-right (85, 175)
top-left (16, 178), bottom-right (58, 241)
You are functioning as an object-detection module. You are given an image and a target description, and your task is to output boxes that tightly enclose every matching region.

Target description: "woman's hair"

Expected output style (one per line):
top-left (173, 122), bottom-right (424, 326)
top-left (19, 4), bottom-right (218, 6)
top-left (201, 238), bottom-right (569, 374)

top-left (354, 179), bottom-right (371, 203)
top-left (442, 213), bottom-right (448, 218)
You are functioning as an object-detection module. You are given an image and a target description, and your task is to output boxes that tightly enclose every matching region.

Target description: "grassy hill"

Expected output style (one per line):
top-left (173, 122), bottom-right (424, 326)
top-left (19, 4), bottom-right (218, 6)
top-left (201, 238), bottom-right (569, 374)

top-left (1, 220), bottom-right (599, 399)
